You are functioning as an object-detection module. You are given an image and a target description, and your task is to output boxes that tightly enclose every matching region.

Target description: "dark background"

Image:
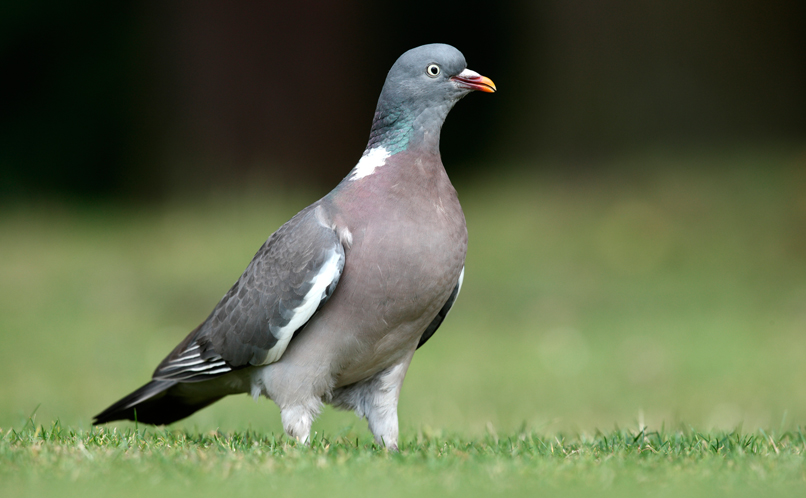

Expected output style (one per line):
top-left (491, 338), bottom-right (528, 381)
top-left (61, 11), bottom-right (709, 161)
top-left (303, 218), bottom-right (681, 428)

top-left (2, 0), bottom-right (805, 199)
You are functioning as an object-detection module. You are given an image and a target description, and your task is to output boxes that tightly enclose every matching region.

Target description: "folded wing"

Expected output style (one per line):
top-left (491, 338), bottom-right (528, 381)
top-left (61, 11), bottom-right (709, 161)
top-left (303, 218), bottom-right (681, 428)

top-left (153, 204), bottom-right (345, 382)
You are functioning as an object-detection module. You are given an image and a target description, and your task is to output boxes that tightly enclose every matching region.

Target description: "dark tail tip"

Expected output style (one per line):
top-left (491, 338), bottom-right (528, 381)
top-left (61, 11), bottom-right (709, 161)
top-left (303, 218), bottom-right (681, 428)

top-left (94, 379), bottom-right (224, 426)
top-left (94, 379), bottom-right (177, 425)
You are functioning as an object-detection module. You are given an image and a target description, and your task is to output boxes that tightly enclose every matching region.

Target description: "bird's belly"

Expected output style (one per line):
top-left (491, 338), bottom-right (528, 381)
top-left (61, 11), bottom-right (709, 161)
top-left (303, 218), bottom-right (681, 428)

top-left (327, 213), bottom-right (466, 385)
top-left (280, 230), bottom-right (461, 385)
top-left (259, 193), bottom-right (467, 399)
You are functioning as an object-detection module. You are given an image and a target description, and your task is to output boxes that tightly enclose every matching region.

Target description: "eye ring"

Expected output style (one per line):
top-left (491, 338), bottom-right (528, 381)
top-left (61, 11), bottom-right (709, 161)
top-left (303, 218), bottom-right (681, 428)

top-left (426, 64), bottom-right (441, 78)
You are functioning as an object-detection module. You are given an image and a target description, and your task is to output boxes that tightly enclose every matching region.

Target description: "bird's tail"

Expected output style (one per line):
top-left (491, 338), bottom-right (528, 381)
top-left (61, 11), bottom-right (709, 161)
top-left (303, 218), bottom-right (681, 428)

top-left (93, 379), bottom-right (223, 426)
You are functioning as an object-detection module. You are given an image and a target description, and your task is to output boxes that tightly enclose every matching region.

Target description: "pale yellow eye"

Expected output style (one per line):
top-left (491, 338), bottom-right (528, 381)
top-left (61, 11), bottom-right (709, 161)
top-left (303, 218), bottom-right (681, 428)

top-left (426, 64), bottom-right (440, 77)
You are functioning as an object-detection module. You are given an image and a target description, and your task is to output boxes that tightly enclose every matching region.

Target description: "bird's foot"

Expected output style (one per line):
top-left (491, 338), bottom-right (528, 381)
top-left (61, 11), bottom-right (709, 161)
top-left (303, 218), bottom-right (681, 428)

top-left (281, 403), bottom-right (319, 445)
top-left (379, 436), bottom-right (399, 452)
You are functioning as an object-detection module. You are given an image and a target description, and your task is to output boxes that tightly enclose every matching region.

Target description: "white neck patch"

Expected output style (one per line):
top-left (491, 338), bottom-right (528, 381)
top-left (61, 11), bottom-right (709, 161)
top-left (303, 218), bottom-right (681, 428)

top-left (349, 146), bottom-right (391, 181)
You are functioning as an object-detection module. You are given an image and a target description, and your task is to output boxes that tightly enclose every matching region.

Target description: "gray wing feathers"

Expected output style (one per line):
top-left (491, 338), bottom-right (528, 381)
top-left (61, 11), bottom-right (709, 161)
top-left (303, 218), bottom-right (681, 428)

top-left (417, 267), bottom-right (464, 349)
top-left (153, 205), bottom-right (345, 382)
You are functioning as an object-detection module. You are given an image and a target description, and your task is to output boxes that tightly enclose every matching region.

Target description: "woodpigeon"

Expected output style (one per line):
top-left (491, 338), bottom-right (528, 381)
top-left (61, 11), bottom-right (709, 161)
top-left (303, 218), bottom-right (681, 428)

top-left (93, 43), bottom-right (496, 449)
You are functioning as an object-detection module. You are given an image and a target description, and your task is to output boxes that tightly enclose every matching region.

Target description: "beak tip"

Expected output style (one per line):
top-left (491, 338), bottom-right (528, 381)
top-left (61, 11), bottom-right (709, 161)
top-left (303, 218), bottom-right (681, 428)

top-left (480, 77), bottom-right (497, 93)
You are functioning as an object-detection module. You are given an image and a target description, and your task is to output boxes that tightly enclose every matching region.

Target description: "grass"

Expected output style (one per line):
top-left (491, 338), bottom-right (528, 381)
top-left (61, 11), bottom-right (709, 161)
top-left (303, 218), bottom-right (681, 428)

top-left (3, 421), bottom-right (806, 497)
top-left (2, 146), bottom-right (806, 494)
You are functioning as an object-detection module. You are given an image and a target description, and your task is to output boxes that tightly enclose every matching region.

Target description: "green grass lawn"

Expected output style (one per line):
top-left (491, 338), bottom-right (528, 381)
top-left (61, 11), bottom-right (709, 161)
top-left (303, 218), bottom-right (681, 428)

top-left (2, 147), bottom-right (806, 495)
top-left (3, 423), bottom-right (806, 497)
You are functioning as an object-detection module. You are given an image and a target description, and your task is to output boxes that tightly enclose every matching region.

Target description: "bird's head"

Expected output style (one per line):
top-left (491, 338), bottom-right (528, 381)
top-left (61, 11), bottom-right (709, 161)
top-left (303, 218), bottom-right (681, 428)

top-left (368, 44), bottom-right (495, 153)
top-left (380, 43), bottom-right (495, 106)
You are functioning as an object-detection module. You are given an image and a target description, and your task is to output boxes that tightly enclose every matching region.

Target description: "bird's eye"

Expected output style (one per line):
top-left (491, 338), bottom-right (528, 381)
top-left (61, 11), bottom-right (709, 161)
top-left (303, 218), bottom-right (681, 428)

top-left (426, 64), bottom-right (440, 77)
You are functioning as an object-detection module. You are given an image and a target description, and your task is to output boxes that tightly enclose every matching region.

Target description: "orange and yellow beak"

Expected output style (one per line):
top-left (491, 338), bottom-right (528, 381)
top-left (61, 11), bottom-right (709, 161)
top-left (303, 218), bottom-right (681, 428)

top-left (451, 68), bottom-right (496, 93)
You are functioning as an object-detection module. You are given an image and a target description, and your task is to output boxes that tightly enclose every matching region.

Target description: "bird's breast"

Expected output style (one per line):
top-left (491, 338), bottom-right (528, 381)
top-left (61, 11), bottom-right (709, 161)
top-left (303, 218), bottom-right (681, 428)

top-left (340, 187), bottom-right (466, 322)
top-left (299, 165), bottom-right (467, 384)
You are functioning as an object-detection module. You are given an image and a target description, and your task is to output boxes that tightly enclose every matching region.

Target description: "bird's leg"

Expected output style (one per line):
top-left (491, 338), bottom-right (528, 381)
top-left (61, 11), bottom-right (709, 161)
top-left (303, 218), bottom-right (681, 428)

top-left (328, 355), bottom-right (414, 451)
top-left (365, 389), bottom-right (400, 451)
top-left (362, 359), bottom-right (413, 451)
top-left (280, 402), bottom-right (320, 444)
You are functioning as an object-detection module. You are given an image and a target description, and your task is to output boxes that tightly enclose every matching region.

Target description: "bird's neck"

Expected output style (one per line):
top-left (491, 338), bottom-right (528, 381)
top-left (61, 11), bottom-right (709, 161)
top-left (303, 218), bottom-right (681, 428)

top-left (365, 101), bottom-right (452, 156)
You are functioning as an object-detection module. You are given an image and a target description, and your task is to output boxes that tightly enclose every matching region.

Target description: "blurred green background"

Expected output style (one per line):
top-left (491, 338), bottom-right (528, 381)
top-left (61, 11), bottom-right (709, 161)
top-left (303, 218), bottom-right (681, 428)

top-left (2, 0), bottom-right (806, 437)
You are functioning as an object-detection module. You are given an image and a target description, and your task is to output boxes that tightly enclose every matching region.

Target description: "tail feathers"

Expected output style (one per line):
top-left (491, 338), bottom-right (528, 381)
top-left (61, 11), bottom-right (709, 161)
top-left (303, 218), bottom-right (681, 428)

top-left (93, 379), bottom-right (222, 426)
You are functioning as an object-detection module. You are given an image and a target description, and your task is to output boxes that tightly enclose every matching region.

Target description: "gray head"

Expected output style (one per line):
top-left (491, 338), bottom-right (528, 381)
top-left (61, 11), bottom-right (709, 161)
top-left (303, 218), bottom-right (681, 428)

top-left (367, 44), bottom-right (495, 154)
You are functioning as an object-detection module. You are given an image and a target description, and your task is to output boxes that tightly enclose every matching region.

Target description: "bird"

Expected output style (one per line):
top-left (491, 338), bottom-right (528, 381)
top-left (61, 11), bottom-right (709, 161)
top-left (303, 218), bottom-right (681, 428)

top-left (93, 43), bottom-right (496, 450)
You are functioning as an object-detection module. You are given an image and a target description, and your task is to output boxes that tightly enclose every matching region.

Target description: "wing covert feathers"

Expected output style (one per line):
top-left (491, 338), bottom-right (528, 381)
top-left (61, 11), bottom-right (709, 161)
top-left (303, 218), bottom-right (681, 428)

top-left (153, 204), bottom-right (345, 382)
